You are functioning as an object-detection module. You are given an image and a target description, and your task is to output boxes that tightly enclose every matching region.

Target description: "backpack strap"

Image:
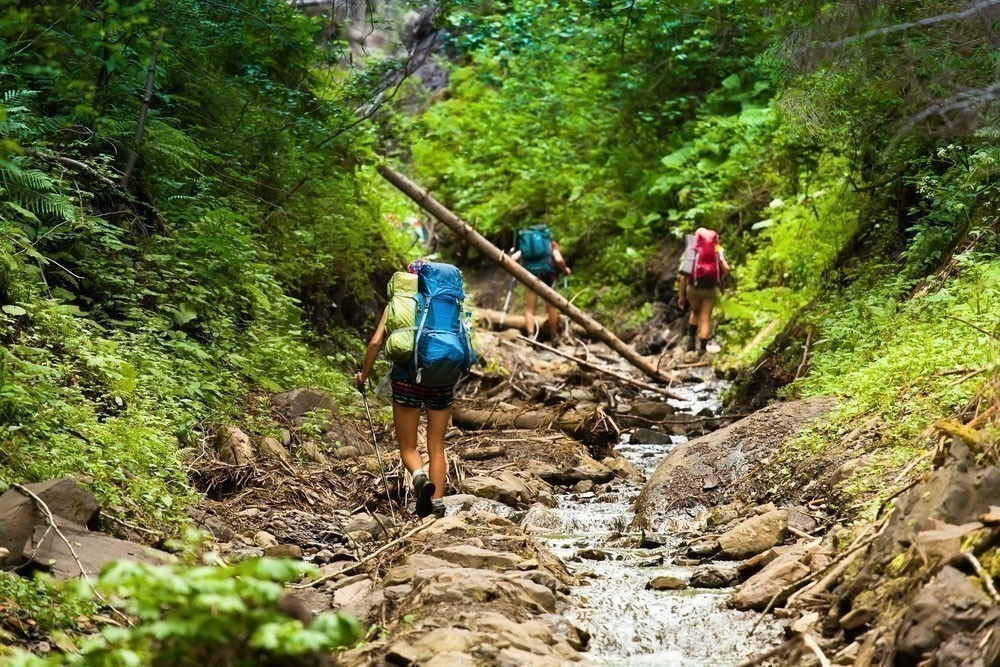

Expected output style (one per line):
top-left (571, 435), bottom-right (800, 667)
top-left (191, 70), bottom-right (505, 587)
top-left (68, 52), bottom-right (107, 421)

top-left (412, 302), bottom-right (431, 385)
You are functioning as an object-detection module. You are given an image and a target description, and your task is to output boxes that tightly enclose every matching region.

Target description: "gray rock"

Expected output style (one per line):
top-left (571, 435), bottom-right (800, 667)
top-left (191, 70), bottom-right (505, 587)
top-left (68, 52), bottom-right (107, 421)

top-left (430, 545), bottom-right (521, 570)
top-left (24, 521), bottom-right (173, 578)
top-left (602, 455), bottom-right (646, 483)
top-left (271, 388), bottom-right (336, 420)
top-left (0, 477), bottom-right (101, 564)
top-left (633, 397), bottom-right (837, 531)
top-left (631, 428), bottom-right (674, 445)
top-left (263, 544), bottom-right (303, 559)
top-left (571, 479), bottom-right (595, 494)
top-left (686, 540), bottom-right (719, 558)
top-left (576, 548), bottom-right (612, 561)
top-left (458, 473), bottom-right (532, 508)
top-left (731, 557), bottom-right (811, 610)
top-left (519, 505), bottom-right (565, 534)
top-left (630, 399), bottom-right (676, 421)
top-left (690, 564), bottom-right (740, 588)
top-left (188, 509), bottom-right (236, 542)
top-left (300, 441), bottom-right (329, 464)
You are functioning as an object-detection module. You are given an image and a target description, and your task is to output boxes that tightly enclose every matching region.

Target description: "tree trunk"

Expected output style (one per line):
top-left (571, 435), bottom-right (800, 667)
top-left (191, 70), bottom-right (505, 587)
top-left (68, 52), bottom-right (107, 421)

top-left (471, 307), bottom-right (587, 337)
top-left (377, 164), bottom-right (672, 384)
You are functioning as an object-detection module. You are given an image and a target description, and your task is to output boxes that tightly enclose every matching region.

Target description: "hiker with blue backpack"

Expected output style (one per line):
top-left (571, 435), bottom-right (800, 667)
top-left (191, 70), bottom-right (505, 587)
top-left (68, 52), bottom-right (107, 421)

top-left (354, 260), bottom-right (477, 519)
top-left (677, 227), bottom-right (730, 356)
top-left (510, 224), bottom-right (571, 344)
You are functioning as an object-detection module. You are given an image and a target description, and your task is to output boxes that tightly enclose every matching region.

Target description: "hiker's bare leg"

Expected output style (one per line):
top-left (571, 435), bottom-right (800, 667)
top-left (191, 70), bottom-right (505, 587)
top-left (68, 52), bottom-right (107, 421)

top-left (546, 303), bottom-right (560, 338)
top-left (524, 290), bottom-right (539, 336)
top-left (392, 403), bottom-right (425, 473)
top-left (425, 407), bottom-right (451, 499)
top-left (696, 302), bottom-right (713, 340)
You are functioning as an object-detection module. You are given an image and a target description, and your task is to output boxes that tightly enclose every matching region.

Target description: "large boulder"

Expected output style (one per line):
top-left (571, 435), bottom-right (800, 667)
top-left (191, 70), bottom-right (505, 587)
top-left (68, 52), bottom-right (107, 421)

top-left (216, 426), bottom-right (255, 465)
top-left (458, 472), bottom-right (533, 508)
top-left (633, 397), bottom-right (836, 531)
top-left (731, 556), bottom-right (811, 611)
top-left (24, 520), bottom-right (173, 578)
top-left (0, 477), bottom-right (100, 563)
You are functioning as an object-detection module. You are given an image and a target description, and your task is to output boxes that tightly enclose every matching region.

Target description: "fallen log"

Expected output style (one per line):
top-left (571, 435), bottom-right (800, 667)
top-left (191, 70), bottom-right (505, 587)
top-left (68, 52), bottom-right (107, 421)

top-left (378, 164), bottom-right (672, 385)
top-left (452, 405), bottom-right (618, 453)
top-left (459, 446), bottom-right (506, 461)
top-left (472, 307), bottom-right (587, 337)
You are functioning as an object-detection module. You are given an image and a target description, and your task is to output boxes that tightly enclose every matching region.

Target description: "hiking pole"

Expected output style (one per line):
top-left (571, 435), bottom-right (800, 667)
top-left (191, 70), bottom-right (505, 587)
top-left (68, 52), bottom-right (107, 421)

top-left (356, 373), bottom-right (396, 519)
top-left (499, 275), bottom-right (516, 327)
top-left (561, 275), bottom-right (571, 339)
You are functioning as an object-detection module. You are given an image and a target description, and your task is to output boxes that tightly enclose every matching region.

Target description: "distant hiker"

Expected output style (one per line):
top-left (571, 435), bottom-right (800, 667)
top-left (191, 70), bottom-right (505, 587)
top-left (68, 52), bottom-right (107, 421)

top-left (355, 260), bottom-right (476, 519)
top-left (510, 224), bottom-right (571, 343)
top-left (677, 227), bottom-right (730, 356)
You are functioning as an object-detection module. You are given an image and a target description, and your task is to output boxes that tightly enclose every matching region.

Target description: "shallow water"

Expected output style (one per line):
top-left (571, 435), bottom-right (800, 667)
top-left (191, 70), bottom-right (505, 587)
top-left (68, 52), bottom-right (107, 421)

top-left (539, 367), bottom-right (785, 666)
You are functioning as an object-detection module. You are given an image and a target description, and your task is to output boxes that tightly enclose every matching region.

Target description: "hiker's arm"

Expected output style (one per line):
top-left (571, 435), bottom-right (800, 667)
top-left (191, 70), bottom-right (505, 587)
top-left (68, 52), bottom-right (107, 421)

top-left (552, 244), bottom-right (571, 275)
top-left (355, 309), bottom-right (388, 387)
top-left (677, 273), bottom-right (688, 309)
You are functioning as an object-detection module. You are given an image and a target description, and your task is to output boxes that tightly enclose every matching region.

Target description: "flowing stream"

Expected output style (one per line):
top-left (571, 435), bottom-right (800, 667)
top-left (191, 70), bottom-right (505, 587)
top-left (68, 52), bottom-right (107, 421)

top-left (538, 368), bottom-right (785, 666)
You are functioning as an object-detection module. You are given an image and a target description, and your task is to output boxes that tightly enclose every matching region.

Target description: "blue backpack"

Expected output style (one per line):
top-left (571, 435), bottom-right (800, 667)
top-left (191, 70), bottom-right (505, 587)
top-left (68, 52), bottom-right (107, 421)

top-left (410, 262), bottom-right (477, 387)
top-left (518, 225), bottom-right (553, 276)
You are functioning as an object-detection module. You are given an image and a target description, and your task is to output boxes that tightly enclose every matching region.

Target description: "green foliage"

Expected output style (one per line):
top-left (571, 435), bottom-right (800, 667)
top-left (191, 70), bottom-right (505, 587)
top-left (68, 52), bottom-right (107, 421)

top-left (2, 558), bottom-right (360, 666)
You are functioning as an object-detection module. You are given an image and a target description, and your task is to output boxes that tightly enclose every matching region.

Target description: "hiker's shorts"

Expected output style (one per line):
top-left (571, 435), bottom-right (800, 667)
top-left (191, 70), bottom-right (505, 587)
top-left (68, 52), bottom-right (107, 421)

top-left (686, 284), bottom-right (718, 307)
top-left (391, 380), bottom-right (455, 411)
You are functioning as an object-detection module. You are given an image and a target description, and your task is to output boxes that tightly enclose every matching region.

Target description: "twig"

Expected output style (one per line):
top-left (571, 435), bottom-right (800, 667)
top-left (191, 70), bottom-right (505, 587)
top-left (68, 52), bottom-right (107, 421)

top-left (945, 314), bottom-right (997, 340)
top-left (964, 550), bottom-right (1000, 603)
top-left (510, 336), bottom-right (684, 400)
top-left (802, 633), bottom-right (832, 667)
top-left (291, 517), bottom-right (435, 589)
top-left (735, 636), bottom-right (803, 667)
top-left (794, 329), bottom-right (813, 380)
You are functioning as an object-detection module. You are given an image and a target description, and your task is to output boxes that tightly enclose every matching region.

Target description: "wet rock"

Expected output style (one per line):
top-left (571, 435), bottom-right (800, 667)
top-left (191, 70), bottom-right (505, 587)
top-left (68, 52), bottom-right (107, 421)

top-left (647, 575), bottom-right (687, 590)
top-left (576, 548), bottom-right (612, 561)
top-left (630, 428), bottom-right (674, 445)
top-left (690, 564), bottom-right (740, 588)
top-left (421, 569), bottom-right (556, 613)
top-left (639, 531), bottom-right (670, 549)
top-left (520, 505), bottom-right (565, 534)
top-left (896, 565), bottom-right (995, 663)
top-left (630, 399), bottom-right (676, 421)
top-left (459, 472), bottom-right (533, 508)
top-left (430, 545), bottom-right (521, 570)
top-left (731, 558), bottom-right (810, 610)
top-left (443, 494), bottom-right (521, 520)
top-left (216, 426), bottom-right (255, 465)
top-left (686, 540), bottom-right (719, 558)
top-left (602, 456), bottom-right (646, 483)
top-left (271, 388), bottom-right (336, 420)
top-left (571, 479), bottom-right (595, 494)
top-left (633, 397), bottom-right (837, 531)
top-left (528, 456), bottom-right (616, 487)
top-left (717, 509), bottom-right (788, 559)
top-left (263, 544), bottom-right (303, 559)
top-left (258, 436), bottom-right (291, 462)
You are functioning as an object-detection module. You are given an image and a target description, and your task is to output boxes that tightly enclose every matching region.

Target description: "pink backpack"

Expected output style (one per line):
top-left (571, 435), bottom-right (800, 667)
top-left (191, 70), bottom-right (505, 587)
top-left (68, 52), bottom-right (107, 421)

top-left (692, 228), bottom-right (721, 286)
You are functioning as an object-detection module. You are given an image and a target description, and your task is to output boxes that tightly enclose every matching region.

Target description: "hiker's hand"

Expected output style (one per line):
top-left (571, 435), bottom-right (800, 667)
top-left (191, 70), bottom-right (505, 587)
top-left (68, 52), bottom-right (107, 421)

top-left (677, 294), bottom-right (686, 309)
top-left (353, 371), bottom-right (365, 391)
top-left (563, 266), bottom-right (572, 276)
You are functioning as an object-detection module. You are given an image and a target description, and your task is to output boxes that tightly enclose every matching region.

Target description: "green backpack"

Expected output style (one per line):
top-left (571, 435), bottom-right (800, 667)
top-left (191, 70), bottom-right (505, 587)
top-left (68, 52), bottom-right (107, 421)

top-left (384, 271), bottom-right (420, 361)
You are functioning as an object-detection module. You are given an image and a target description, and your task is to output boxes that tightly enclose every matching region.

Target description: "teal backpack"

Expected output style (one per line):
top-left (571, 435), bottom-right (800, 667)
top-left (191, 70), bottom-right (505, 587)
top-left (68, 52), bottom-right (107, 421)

top-left (517, 225), bottom-right (553, 276)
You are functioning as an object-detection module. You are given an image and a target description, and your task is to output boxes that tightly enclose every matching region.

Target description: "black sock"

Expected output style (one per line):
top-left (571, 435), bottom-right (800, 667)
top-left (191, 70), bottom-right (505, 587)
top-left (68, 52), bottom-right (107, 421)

top-left (699, 337), bottom-right (709, 352)
top-left (687, 324), bottom-right (697, 339)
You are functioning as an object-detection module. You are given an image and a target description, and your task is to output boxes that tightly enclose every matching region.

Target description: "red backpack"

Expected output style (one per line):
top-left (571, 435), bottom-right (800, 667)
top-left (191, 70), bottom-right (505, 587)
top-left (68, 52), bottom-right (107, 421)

top-left (691, 228), bottom-right (721, 286)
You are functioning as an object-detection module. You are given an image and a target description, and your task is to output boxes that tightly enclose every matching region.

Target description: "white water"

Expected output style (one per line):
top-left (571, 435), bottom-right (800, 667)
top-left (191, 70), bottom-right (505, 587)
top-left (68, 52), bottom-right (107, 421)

top-left (538, 367), bottom-right (785, 666)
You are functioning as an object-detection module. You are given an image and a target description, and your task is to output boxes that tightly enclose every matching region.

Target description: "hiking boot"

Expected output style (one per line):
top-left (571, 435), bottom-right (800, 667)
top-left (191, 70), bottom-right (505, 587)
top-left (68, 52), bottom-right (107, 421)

top-left (412, 471), bottom-right (436, 518)
top-left (431, 499), bottom-right (446, 519)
